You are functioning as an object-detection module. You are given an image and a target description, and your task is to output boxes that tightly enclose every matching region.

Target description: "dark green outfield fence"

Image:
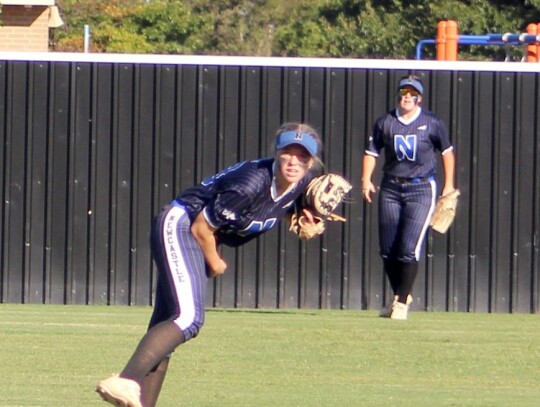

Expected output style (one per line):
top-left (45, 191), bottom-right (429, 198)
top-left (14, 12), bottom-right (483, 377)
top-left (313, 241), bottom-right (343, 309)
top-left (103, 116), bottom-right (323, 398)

top-left (0, 53), bottom-right (539, 313)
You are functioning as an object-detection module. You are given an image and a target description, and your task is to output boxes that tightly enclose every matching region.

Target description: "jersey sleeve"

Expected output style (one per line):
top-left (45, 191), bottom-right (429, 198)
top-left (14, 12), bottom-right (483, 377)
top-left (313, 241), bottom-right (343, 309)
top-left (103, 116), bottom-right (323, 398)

top-left (366, 115), bottom-right (386, 156)
top-left (202, 162), bottom-right (268, 232)
top-left (203, 186), bottom-right (256, 230)
top-left (430, 115), bottom-right (453, 153)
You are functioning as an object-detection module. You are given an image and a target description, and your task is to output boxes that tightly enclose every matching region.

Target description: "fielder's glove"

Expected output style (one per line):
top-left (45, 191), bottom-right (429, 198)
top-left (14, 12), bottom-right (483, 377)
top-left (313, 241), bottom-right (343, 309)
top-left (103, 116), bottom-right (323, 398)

top-left (430, 189), bottom-right (460, 234)
top-left (289, 173), bottom-right (352, 240)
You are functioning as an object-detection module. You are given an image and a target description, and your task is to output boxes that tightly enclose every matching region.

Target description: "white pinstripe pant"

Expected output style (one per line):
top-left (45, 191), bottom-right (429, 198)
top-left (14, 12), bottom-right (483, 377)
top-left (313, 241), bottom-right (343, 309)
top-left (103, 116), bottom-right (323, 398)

top-left (148, 202), bottom-right (208, 342)
top-left (378, 178), bottom-right (437, 263)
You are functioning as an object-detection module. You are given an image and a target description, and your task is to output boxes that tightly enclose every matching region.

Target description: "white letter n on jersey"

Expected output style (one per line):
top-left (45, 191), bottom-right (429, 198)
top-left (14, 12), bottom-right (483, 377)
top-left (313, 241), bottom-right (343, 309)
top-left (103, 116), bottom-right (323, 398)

top-left (394, 134), bottom-right (417, 161)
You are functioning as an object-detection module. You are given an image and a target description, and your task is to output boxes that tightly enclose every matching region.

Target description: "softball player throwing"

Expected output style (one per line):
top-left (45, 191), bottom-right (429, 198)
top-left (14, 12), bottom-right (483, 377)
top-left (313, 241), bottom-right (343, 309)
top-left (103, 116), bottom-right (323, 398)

top-left (361, 75), bottom-right (456, 320)
top-left (96, 123), bottom-right (323, 407)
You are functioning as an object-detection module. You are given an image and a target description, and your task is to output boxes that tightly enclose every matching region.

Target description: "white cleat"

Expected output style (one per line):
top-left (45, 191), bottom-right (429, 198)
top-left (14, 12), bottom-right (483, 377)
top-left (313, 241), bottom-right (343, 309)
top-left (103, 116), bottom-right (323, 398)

top-left (390, 301), bottom-right (409, 320)
top-left (96, 375), bottom-right (143, 407)
top-left (380, 295), bottom-right (412, 318)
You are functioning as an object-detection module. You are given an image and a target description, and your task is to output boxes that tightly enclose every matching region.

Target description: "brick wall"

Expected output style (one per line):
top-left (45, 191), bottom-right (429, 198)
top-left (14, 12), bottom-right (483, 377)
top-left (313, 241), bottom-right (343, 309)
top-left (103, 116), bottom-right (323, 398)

top-left (0, 5), bottom-right (50, 51)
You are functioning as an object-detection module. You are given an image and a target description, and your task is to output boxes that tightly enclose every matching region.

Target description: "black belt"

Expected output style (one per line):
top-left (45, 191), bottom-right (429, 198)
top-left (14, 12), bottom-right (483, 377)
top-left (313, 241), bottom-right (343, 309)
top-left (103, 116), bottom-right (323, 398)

top-left (388, 175), bottom-right (434, 184)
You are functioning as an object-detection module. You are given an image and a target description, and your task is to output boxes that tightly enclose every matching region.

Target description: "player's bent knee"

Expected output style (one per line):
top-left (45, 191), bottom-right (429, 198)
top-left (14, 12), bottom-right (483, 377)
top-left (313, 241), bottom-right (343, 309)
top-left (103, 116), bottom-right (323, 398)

top-left (178, 318), bottom-right (204, 342)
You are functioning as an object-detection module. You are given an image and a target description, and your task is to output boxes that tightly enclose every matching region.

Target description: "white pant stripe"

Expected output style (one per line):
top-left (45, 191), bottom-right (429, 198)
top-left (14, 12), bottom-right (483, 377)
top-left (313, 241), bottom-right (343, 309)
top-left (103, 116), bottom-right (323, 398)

top-left (162, 205), bottom-right (197, 332)
top-left (413, 180), bottom-right (437, 260)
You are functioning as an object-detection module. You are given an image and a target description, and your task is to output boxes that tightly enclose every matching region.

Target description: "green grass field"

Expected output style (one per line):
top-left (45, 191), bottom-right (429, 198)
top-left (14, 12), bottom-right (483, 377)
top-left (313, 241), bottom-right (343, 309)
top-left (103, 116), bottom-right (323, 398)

top-left (0, 304), bottom-right (539, 407)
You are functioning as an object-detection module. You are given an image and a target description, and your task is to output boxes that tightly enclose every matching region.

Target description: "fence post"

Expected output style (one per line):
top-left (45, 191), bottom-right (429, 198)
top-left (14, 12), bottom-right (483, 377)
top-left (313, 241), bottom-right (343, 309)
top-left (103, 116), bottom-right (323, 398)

top-left (526, 23), bottom-right (538, 62)
top-left (537, 23), bottom-right (540, 62)
top-left (445, 20), bottom-right (459, 60)
top-left (436, 20), bottom-right (447, 60)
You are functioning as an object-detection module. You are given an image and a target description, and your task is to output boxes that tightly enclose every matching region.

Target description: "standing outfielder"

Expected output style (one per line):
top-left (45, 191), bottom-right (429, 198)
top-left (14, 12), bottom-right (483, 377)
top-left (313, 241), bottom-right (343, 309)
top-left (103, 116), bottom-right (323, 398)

top-left (96, 123), bottom-right (349, 407)
top-left (361, 75), bottom-right (456, 320)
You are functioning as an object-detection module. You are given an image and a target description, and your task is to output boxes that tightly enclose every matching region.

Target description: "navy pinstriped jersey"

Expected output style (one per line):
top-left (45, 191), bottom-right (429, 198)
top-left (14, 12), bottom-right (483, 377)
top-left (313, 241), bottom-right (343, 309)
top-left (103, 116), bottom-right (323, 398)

top-left (176, 158), bottom-right (311, 247)
top-left (366, 108), bottom-right (453, 178)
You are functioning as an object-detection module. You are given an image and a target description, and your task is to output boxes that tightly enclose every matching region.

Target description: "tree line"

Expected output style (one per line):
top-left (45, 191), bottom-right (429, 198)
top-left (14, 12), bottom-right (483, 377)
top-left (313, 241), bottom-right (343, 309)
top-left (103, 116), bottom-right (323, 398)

top-left (52, 0), bottom-right (540, 60)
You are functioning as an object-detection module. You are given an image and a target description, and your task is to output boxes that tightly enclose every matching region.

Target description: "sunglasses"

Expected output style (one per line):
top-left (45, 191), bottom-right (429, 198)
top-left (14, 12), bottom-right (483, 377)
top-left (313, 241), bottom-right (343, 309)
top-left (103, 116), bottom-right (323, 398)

top-left (398, 88), bottom-right (420, 97)
top-left (278, 152), bottom-right (311, 167)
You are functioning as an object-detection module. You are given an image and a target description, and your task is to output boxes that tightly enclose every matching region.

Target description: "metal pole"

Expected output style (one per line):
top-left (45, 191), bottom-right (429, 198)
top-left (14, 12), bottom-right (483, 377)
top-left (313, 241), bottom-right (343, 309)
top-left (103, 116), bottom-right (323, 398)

top-left (84, 25), bottom-right (91, 53)
top-left (416, 39), bottom-right (435, 60)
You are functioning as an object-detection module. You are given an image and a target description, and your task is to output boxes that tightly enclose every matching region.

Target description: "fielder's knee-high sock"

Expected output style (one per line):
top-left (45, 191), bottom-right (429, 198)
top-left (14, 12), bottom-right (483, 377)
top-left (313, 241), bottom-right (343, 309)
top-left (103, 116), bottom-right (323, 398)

top-left (120, 320), bottom-right (185, 384)
top-left (383, 258), bottom-right (401, 295)
top-left (397, 261), bottom-right (418, 304)
top-left (141, 357), bottom-right (170, 407)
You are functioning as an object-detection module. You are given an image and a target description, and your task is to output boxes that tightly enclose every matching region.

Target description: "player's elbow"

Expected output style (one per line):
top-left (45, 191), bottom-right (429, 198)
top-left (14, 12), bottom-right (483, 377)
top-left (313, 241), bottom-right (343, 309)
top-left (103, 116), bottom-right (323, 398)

top-left (191, 212), bottom-right (217, 243)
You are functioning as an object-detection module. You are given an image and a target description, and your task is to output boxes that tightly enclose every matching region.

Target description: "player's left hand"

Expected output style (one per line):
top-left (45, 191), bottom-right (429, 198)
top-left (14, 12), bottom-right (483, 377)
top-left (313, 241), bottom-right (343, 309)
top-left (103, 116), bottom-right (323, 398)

top-left (301, 208), bottom-right (317, 225)
top-left (289, 173), bottom-right (351, 240)
top-left (441, 185), bottom-right (456, 197)
top-left (288, 209), bottom-right (326, 240)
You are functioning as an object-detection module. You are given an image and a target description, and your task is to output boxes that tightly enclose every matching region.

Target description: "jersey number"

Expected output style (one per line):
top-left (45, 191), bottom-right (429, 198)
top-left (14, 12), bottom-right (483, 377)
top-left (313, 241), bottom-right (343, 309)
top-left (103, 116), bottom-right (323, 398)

top-left (394, 134), bottom-right (417, 161)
